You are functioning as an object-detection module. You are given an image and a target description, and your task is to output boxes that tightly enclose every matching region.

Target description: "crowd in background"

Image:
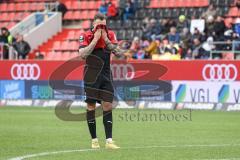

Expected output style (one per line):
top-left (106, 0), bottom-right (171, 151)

top-left (102, 1), bottom-right (240, 60)
top-left (0, 27), bottom-right (31, 60)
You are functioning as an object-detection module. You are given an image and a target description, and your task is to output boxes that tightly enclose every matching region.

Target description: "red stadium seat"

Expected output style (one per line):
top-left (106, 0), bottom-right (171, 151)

top-left (72, 11), bottom-right (79, 20)
top-left (62, 41), bottom-right (70, 51)
top-left (35, 3), bottom-right (45, 11)
top-left (80, 11), bottom-right (88, 20)
top-left (89, 10), bottom-right (97, 19)
top-left (0, 13), bottom-right (8, 21)
top-left (70, 41), bottom-right (78, 50)
top-left (22, 12), bottom-right (31, 19)
top-left (87, 1), bottom-right (97, 9)
top-left (65, 1), bottom-right (72, 10)
top-left (16, 3), bottom-right (24, 11)
top-left (53, 41), bottom-right (61, 50)
top-left (81, 20), bottom-right (90, 29)
top-left (9, 13), bottom-right (16, 22)
top-left (72, 1), bottom-right (80, 10)
top-left (67, 30), bottom-right (75, 40)
top-left (79, 1), bottom-right (87, 9)
top-left (15, 12), bottom-right (23, 21)
top-left (0, 3), bottom-right (8, 12)
top-left (8, 3), bottom-right (15, 12)
top-left (62, 52), bottom-right (71, 60)
top-left (64, 11), bottom-right (73, 20)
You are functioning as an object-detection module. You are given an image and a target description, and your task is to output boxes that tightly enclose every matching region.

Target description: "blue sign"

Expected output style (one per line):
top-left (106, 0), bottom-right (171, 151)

top-left (114, 81), bottom-right (172, 101)
top-left (25, 80), bottom-right (84, 100)
top-left (25, 81), bottom-right (53, 99)
top-left (0, 80), bottom-right (25, 99)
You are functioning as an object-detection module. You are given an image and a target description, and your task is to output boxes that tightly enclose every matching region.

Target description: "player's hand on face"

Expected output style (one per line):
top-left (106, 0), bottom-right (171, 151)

top-left (102, 29), bottom-right (108, 41)
top-left (93, 29), bottom-right (102, 41)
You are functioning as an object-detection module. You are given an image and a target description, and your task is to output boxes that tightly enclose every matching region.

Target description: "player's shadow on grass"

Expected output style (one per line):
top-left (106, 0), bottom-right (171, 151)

top-left (49, 55), bottom-right (172, 122)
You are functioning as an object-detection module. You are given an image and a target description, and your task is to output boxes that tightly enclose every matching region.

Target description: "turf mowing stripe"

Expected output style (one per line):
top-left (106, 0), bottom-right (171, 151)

top-left (7, 144), bottom-right (240, 160)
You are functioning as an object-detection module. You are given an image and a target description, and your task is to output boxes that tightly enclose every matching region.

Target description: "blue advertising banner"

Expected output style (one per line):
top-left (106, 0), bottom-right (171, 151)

top-left (0, 80), bottom-right (25, 99)
top-left (25, 80), bottom-right (84, 100)
top-left (0, 80), bottom-right (172, 101)
top-left (113, 81), bottom-right (172, 101)
top-left (52, 81), bottom-right (84, 100)
top-left (25, 81), bottom-right (53, 99)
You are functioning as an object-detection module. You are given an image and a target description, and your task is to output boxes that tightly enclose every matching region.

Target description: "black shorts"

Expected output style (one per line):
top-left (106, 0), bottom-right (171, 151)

top-left (84, 67), bottom-right (114, 104)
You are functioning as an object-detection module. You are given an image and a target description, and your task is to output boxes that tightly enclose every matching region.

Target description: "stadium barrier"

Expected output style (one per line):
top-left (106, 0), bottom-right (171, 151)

top-left (0, 60), bottom-right (239, 111)
top-left (210, 41), bottom-right (240, 59)
top-left (10, 12), bottom-right (62, 51)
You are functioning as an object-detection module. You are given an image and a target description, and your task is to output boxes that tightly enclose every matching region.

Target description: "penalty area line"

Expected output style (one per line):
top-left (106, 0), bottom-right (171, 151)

top-left (7, 143), bottom-right (240, 160)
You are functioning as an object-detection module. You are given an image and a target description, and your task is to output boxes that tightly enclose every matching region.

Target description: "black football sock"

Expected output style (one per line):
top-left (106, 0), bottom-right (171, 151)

top-left (103, 110), bottom-right (113, 139)
top-left (86, 110), bottom-right (97, 139)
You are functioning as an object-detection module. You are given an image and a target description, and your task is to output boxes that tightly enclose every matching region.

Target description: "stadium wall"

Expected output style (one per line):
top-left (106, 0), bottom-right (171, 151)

top-left (0, 60), bottom-right (239, 111)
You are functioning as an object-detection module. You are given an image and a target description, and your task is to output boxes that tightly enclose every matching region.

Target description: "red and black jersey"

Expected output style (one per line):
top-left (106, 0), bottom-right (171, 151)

top-left (79, 30), bottom-right (118, 49)
top-left (79, 29), bottom-right (118, 75)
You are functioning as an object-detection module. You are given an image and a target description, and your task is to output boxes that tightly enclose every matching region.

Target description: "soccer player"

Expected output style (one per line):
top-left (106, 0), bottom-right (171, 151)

top-left (79, 13), bottom-right (123, 149)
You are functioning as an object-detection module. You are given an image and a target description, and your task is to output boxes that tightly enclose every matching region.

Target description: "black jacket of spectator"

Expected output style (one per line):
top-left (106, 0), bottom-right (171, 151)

top-left (13, 40), bottom-right (31, 59)
top-left (214, 21), bottom-right (226, 39)
top-left (53, 2), bottom-right (68, 17)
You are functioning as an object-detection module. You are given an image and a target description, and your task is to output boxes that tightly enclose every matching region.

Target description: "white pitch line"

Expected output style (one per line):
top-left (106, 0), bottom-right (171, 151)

top-left (7, 144), bottom-right (240, 160)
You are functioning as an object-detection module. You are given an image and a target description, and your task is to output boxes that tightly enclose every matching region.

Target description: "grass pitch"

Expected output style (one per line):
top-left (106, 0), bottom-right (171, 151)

top-left (0, 107), bottom-right (240, 160)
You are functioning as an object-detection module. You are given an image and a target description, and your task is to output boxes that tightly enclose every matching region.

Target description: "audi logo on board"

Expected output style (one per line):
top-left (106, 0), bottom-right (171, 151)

top-left (202, 64), bottom-right (238, 81)
top-left (111, 64), bottom-right (135, 81)
top-left (11, 63), bottom-right (41, 80)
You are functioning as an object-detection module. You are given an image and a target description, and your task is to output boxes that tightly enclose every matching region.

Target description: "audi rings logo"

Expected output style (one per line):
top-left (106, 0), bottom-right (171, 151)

top-left (111, 64), bottom-right (135, 81)
top-left (202, 64), bottom-right (238, 81)
top-left (11, 63), bottom-right (41, 80)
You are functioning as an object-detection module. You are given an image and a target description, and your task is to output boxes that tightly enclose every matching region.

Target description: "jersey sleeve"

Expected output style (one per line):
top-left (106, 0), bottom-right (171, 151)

top-left (108, 31), bottom-right (118, 44)
top-left (79, 32), bottom-right (89, 48)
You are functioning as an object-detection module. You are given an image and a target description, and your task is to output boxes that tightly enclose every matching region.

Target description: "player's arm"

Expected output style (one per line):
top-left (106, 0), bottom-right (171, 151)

top-left (79, 30), bottom-right (102, 59)
top-left (102, 30), bottom-right (125, 57)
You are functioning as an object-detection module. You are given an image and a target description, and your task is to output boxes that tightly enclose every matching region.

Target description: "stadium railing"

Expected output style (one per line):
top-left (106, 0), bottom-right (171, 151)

top-left (9, 11), bottom-right (62, 53)
top-left (210, 41), bottom-right (240, 59)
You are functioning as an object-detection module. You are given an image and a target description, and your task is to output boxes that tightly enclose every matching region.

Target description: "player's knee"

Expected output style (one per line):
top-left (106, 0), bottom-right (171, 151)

top-left (87, 103), bottom-right (96, 111)
top-left (102, 102), bottom-right (112, 111)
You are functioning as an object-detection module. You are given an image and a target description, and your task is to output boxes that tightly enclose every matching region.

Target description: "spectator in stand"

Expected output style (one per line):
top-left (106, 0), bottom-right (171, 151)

top-left (165, 19), bottom-right (177, 32)
top-left (160, 19), bottom-right (170, 35)
top-left (13, 34), bottom-right (31, 59)
top-left (176, 15), bottom-right (189, 33)
top-left (180, 28), bottom-right (191, 57)
top-left (145, 36), bottom-right (160, 57)
top-left (213, 16), bottom-right (226, 40)
top-left (201, 4), bottom-right (218, 20)
top-left (130, 37), bottom-right (141, 53)
top-left (191, 28), bottom-right (204, 43)
top-left (99, 1), bottom-right (108, 15)
top-left (143, 19), bottom-right (161, 40)
top-left (234, 18), bottom-right (240, 35)
top-left (167, 42), bottom-right (178, 55)
top-left (202, 36), bottom-right (215, 57)
top-left (107, 1), bottom-right (118, 19)
top-left (205, 16), bottom-right (215, 37)
top-left (158, 39), bottom-right (169, 55)
top-left (55, 0), bottom-right (68, 18)
top-left (192, 38), bottom-right (209, 59)
top-left (122, 1), bottom-right (135, 21)
top-left (142, 17), bottom-right (150, 30)
top-left (222, 38), bottom-right (234, 60)
top-left (132, 48), bottom-right (149, 59)
top-left (0, 27), bottom-right (14, 59)
top-left (168, 27), bottom-right (180, 44)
